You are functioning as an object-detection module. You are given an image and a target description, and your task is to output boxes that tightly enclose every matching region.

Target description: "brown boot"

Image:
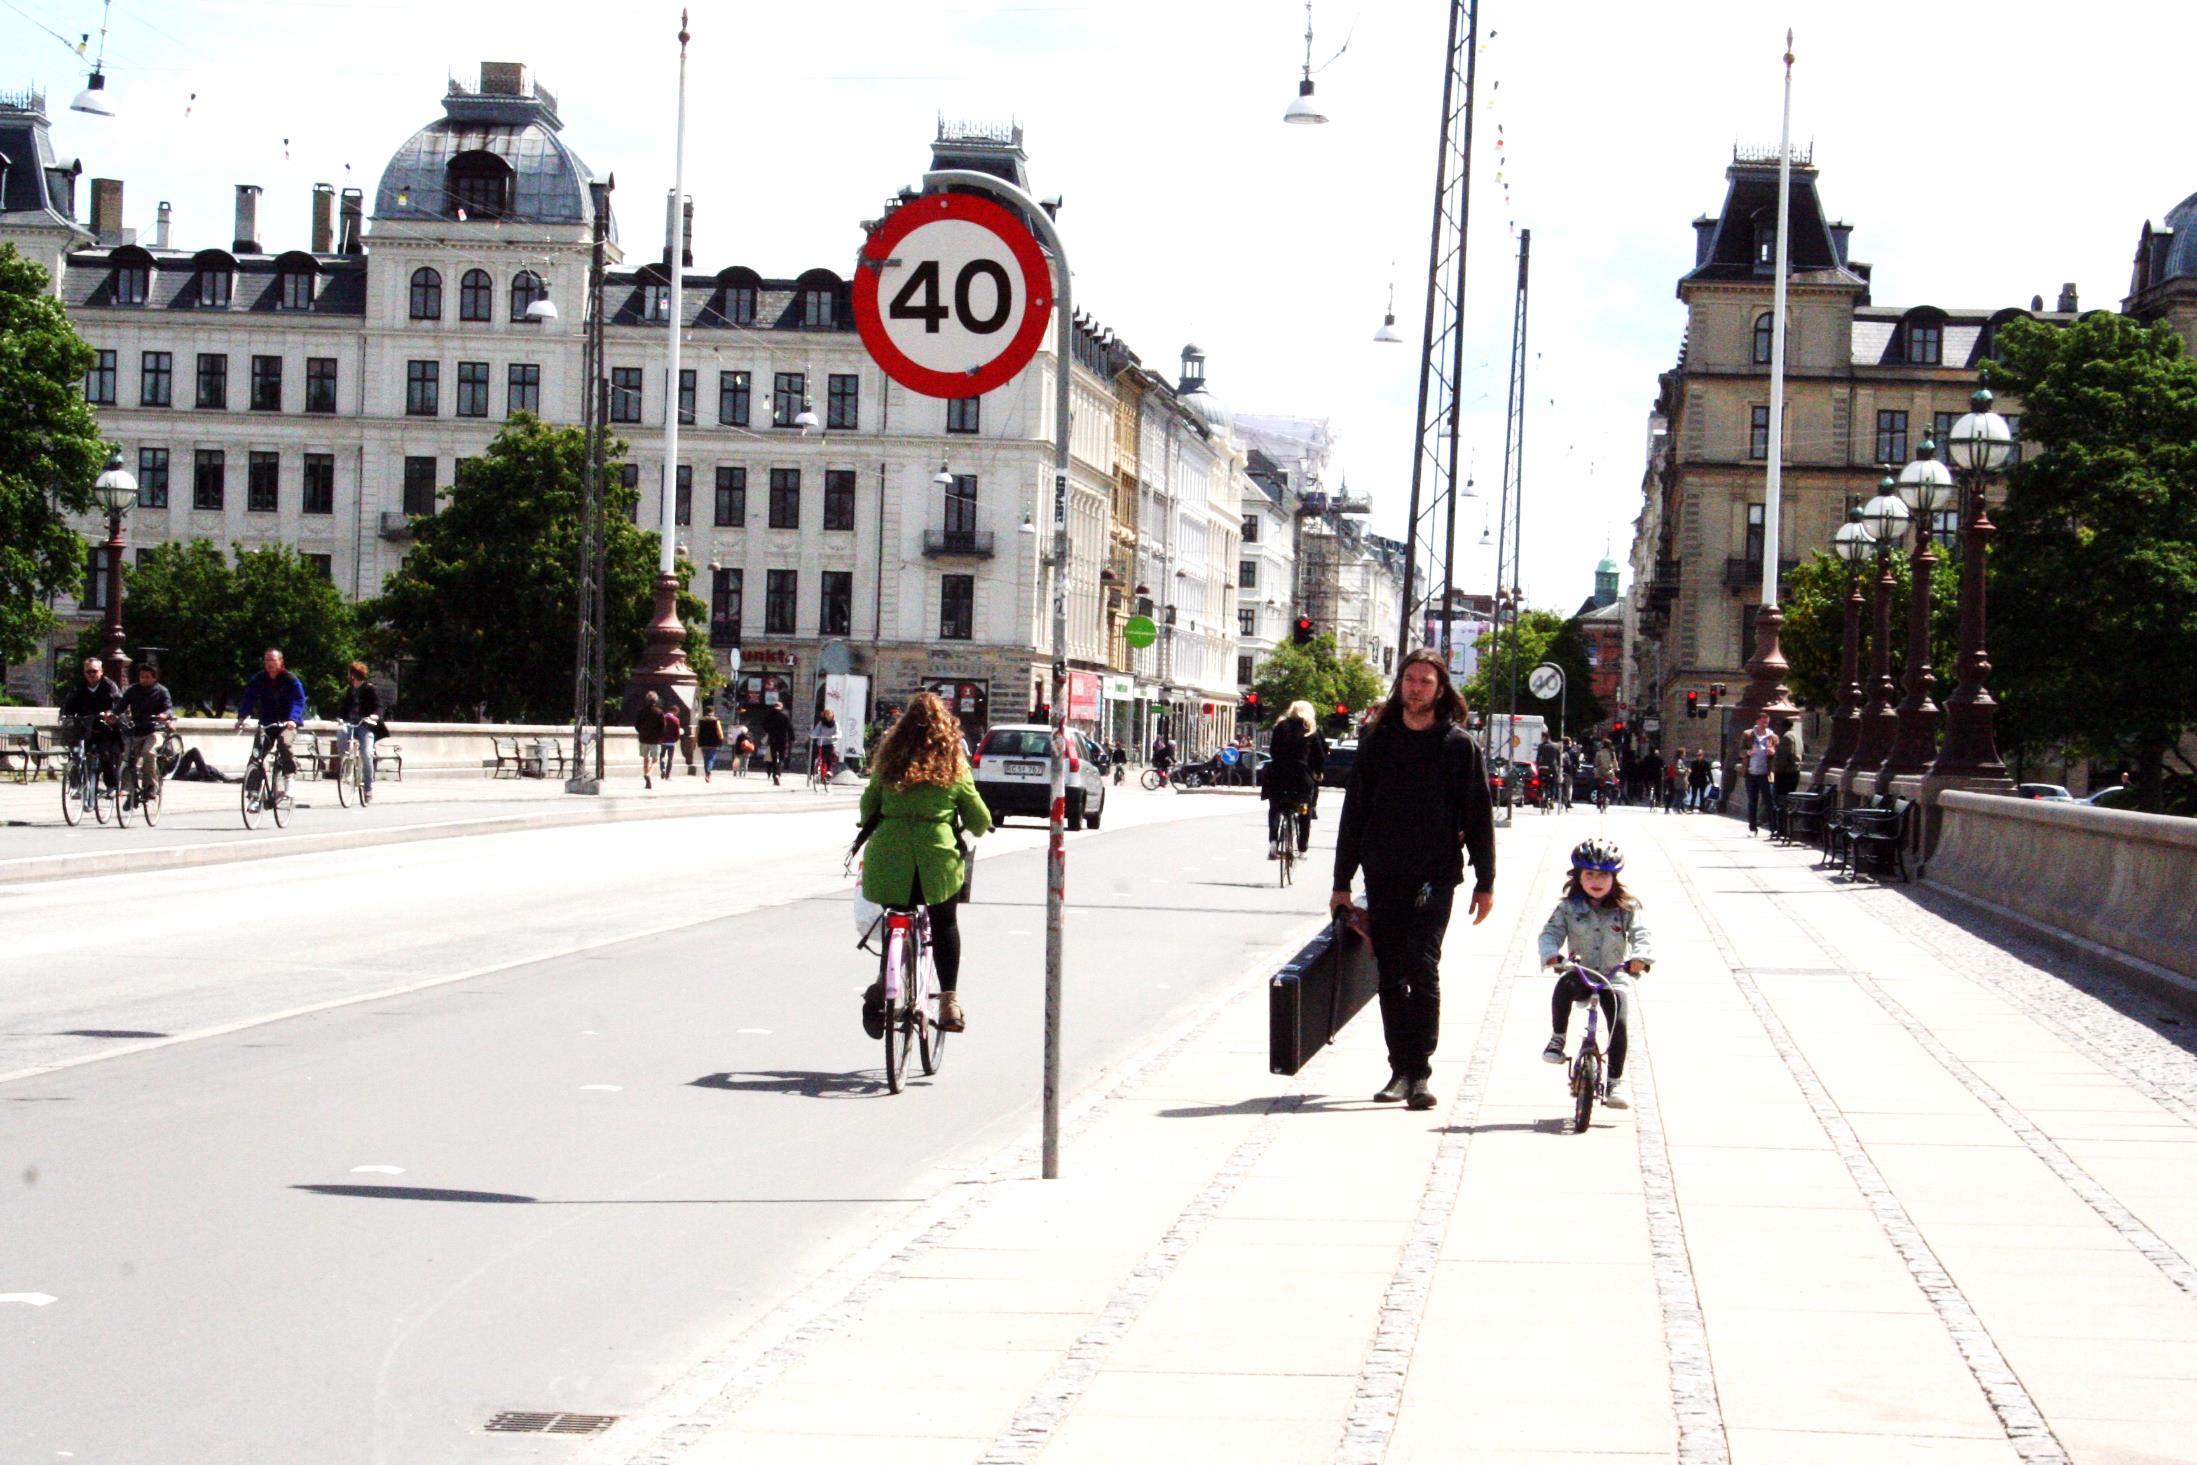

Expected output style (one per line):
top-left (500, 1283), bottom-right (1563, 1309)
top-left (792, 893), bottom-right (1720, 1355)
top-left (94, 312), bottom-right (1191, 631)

top-left (936, 992), bottom-right (966, 1032)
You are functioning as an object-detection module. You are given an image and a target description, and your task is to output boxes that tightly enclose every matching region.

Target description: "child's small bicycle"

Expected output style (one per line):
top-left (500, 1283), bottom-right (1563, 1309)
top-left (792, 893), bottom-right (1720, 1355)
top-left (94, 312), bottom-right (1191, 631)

top-left (1551, 959), bottom-right (1626, 1134)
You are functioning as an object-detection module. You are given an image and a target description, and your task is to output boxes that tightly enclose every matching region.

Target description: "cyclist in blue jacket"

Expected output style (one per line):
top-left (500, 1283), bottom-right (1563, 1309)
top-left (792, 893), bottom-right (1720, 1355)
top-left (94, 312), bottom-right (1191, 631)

top-left (233, 647), bottom-right (308, 777)
top-left (1539, 837), bottom-right (1654, 1109)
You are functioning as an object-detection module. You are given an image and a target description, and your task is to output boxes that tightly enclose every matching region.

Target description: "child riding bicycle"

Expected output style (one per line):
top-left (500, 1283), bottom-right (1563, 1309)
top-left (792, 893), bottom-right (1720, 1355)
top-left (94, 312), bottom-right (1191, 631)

top-left (1539, 837), bottom-right (1654, 1109)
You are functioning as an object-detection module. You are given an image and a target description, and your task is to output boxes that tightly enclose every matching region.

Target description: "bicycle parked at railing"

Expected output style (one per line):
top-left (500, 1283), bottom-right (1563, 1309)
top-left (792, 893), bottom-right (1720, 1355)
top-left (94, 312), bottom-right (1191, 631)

top-left (238, 721), bottom-right (296, 829)
top-left (1548, 959), bottom-right (1626, 1134)
top-left (57, 716), bottom-right (118, 827)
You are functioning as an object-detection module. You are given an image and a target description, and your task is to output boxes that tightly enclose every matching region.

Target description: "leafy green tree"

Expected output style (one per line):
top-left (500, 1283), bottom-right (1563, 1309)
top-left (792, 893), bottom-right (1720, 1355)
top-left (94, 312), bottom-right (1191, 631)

top-left (1982, 314), bottom-right (2197, 811)
top-left (0, 244), bottom-right (110, 668)
top-left (1461, 609), bottom-right (1604, 733)
top-left (1778, 547), bottom-right (1959, 712)
top-left (1250, 633), bottom-right (1386, 734)
top-left (372, 414), bottom-right (715, 723)
top-left (86, 541), bottom-right (363, 712)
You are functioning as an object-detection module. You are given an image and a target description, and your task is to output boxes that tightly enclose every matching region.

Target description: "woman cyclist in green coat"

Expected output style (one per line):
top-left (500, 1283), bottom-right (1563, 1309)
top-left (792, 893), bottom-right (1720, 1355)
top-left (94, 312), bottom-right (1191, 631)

top-left (859, 691), bottom-right (993, 1034)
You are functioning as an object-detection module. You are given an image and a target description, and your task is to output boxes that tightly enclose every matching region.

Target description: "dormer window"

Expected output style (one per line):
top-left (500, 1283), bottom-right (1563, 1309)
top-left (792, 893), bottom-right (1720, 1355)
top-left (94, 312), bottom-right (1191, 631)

top-left (729, 286), bottom-right (756, 324)
top-left (201, 272), bottom-right (231, 307)
top-left (1751, 210), bottom-right (1777, 268)
top-left (1906, 322), bottom-right (1942, 365)
top-left (279, 268), bottom-right (314, 310)
top-left (715, 267), bottom-right (763, 326)
top-left (643, 283), bottom-right (671, 322)
top-left (445, 150), bottom-right (512, 220)
top-left (802, 288), bottom-right (833, 327)
top-left (113, 262), bottom-right (148, 305)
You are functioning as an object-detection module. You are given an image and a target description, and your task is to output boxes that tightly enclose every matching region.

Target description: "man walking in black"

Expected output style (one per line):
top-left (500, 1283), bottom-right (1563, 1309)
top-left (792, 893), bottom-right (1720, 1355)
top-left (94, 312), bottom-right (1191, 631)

top-left (1331, 650), bottom-right (1497, 1110)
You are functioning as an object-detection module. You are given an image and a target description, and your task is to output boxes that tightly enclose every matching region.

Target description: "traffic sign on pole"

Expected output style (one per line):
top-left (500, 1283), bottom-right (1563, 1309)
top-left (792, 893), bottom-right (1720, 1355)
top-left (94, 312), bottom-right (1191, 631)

top-left (1527, 662), bottom-right (1565, 701)
top-left (1122, 615), bottom-right (1158, 649)
top-left (854, 193), bottom-right (1053, 400)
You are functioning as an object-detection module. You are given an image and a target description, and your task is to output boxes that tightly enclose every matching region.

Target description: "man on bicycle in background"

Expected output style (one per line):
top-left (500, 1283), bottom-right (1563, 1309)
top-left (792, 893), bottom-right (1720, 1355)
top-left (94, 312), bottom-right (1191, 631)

top-left (119, 661), bottom-right (175, 804)
top-left (60, 656), bottom-right (125, 790)
top-left (233, 647), bottom-right (307, 777)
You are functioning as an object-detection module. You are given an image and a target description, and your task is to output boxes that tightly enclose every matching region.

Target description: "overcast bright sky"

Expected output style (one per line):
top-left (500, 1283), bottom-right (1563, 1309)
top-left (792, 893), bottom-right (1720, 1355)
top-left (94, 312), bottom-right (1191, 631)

top-left (10, 0), bottom-right (2190, 610)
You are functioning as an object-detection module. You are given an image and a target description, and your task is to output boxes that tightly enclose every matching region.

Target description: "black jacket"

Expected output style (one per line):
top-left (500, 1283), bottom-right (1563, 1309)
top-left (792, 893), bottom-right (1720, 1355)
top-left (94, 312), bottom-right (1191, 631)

top-left (1333, 716), bottom-right (1496, 894)
top-left (337, 681), bottom-right (382, 726)
top-left (119, 681), bottom-right (173, 733)
top-left (1262, 720), bottom-right (1319, 803)
top-left (60, 676), bottom-right (123, 725)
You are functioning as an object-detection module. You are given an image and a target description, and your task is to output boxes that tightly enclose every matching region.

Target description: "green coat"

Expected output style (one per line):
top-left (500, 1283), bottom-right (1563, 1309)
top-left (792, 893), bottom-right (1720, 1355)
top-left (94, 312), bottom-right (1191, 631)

top-left (860, 770), bottom-right (993, 906)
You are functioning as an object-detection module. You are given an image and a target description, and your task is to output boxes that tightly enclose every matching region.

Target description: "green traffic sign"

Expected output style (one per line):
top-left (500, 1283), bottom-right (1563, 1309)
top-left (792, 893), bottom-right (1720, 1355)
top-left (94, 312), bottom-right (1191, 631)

top-left (1123, 615), bottom-right (1157, 649)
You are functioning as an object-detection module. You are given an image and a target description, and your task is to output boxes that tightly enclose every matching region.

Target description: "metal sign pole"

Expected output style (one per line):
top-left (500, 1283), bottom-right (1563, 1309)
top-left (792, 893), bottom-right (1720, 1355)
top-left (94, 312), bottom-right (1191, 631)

top-left (921, 168), bottom-right (1072, 1179)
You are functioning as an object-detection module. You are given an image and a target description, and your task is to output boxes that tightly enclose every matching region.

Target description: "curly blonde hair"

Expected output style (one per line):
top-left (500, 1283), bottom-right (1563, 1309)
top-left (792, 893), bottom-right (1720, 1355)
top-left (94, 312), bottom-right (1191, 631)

top-left (869, 691), bottom-right (967, 792)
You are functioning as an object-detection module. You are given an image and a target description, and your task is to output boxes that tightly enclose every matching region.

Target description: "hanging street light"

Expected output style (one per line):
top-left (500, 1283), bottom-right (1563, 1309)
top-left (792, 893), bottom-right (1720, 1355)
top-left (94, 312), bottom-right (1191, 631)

top-left (1373, 280), bottom-right (1402, 343)
top-left (70, 0), bottom-right (117, 116)
top-left (932, 458), bottom-right (955, 488)
top-left (1282, 0), bottom-right (1328, 124)
top-left (794, 398), bottom-right (821, 433)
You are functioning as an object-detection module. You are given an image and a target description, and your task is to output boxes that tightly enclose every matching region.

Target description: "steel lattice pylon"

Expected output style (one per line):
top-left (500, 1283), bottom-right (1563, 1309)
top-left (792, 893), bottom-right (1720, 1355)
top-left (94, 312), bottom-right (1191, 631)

top-left (1396, 0), bottom-right (1480, 660)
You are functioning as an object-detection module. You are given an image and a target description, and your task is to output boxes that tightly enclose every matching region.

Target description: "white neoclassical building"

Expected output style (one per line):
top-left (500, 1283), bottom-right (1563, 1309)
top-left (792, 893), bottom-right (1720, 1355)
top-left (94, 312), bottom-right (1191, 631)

top-left (3, 69), bottom-right (1253, 737)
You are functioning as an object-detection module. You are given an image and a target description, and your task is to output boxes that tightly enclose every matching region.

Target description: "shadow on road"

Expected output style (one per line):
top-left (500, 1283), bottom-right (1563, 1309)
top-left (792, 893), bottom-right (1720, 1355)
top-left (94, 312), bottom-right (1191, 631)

top-left (1446, 1118), bottom-right (1574, 1136)
top-left (291, 1183), bottom-right (919, 1205)
top-left (1155, 1095), bottom-right (1388, 1119)
top-left (690, 1069), bottom-right (890, 1098)
top-left (54, 1028), bottom-right (171, 1038)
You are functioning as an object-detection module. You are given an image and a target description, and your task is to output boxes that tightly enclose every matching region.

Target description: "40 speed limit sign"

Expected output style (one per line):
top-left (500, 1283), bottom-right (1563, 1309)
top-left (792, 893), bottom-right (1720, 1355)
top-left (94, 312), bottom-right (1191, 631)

top-left (854, 192), bottom-right (1054, 399)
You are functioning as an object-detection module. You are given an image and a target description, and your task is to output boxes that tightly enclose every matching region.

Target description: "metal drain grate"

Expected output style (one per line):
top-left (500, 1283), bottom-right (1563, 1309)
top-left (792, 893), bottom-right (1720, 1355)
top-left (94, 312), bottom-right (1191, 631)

top-left (484, 1411), bottom-right (617, 1436)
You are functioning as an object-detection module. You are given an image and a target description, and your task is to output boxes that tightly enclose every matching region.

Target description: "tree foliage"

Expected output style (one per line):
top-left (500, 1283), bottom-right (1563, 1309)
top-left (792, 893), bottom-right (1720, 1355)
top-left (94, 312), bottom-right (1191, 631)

top-left (1249, 633), bottom-right (1386, 735)
top-left (1779, 547), bottom-right (1959, 712)
top-left (0, 244), bottom-right (110, 666)
top-left (1460, 609), bottom-right (1604, 733)
top-left (89, 541), bottom-right (365, 712)
top-left (372, 414), bottom-right (715, 723)
top-left (1983, 314), bottom-right (2197, 811)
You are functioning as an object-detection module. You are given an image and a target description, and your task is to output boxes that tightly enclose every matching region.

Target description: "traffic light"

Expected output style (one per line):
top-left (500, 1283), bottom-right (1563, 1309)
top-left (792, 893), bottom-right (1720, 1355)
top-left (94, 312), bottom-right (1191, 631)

top-left (1708, 682), bottom-right (1726, 708)
top-left (1333, 702), bottom-right (1349, 719)
top-left (1685, 690), bottom-right (1700, 720)
top-left (1241, 691), bottom-right (1262, 720)
top-left (1292, 616), bottom-right (1314, 647)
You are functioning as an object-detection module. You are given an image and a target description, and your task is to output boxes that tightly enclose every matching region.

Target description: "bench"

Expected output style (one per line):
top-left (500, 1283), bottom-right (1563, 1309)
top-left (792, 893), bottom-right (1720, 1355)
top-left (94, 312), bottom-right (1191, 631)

top-left (524, 737), bottom-right (568, 779)
top-left (488, 735), bottom-right (524, 778)
top-left (0, 724), bottom-right (59, 783)
top-left (1841, 797), bottom-right (1913, 883)
top-left (373, 740), bottom-right (403, 781)
top-left (292, 730), bottom-right (327, 781)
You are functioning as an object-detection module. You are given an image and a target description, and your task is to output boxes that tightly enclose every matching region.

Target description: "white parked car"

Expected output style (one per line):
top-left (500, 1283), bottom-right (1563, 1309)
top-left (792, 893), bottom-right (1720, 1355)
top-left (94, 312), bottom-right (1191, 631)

top-left (971, 724), bottom-right (1110, 829)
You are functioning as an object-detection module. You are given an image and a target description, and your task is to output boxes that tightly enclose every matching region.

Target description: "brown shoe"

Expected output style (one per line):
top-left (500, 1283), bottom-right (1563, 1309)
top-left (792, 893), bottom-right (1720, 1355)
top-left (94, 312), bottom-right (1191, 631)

top-left (936, 992), bottom-right (966, 1032)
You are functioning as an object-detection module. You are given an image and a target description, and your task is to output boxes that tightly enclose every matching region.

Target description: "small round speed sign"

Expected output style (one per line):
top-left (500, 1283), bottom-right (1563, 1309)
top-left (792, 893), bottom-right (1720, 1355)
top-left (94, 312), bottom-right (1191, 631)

top-left (1528, 663), bottom-right (1565, 701)
top-left (854, 193), bottom-right (1053, 400)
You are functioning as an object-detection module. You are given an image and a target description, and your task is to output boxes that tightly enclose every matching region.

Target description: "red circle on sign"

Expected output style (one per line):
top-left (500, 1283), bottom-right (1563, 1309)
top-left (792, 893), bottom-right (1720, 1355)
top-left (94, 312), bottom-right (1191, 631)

top-left (854, 192), bottom-right (1053, 400)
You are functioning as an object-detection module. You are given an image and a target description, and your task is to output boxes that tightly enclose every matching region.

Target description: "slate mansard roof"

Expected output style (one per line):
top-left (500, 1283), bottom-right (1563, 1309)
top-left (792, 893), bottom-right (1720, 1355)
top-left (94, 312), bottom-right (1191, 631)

top-left (374, 66), bottom-right (604, 233)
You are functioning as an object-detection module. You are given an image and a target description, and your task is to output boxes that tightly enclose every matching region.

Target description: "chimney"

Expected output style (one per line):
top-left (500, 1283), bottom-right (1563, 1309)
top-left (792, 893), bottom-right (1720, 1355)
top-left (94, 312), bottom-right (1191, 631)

top-left (90, 177), bottom-right (124, 241)
top-left (155, 200), bottom-right (171, 249)
top-left (311, 183), bottom-right (336, 253)
top-left (681, 197), bottom-right (694, 267)
top-left (2031, 294), bottom-right (2044, 313)
top-left (233, 184), bottom-right (262, 253)
top-left (339, 188), bottom-right (364, 253)
top-left (1827, 221), bottom-right (1852, 266)
top-left (1692, 215), bottom-right (1717, 268)
top-left (2056, 282), bottom-right (2079, 313)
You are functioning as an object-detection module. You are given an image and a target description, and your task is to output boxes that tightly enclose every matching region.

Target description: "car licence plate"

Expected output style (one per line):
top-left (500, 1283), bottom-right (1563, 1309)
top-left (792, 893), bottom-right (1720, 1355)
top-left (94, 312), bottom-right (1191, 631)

top-left (1005, 760), bottom-right (1044, 776)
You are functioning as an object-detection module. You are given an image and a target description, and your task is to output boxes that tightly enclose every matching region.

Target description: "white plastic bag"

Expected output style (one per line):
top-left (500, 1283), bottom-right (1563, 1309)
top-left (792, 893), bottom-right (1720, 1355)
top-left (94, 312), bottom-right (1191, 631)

top-left (852, 856), bottom-right (883, 935)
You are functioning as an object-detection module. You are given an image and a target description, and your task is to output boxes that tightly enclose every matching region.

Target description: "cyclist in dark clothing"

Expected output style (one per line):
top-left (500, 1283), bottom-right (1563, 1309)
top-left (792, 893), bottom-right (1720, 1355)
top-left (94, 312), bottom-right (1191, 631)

top-left (60, 657), bottom-right (125, 788)
top-left (118, 663), bottom-right (175, 798)
top-left (1261, 701), bottom-right (1322, 856)
top-left (233, 647), bottom-right (308, 776)
top-left (1331, 650), bottom-right (1497, 1111)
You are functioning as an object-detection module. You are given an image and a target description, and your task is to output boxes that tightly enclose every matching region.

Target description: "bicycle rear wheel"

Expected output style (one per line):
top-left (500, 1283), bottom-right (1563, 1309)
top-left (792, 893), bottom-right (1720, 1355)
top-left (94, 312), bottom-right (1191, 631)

top-left (241, 763), bottom-right (265, 829)
top-left (335, 745), bottom-right (355, 807)
top-left (61, 757), bottom-right (84, 827)
top-left (93, 767), bottom-right (113, 824)
top-left (918, 958), bottom-right (945, 1077)
top-left (1572, 1052), bottom-right (1601, 1134)
top-left (1140, 769), bottom-right (1163, 791)
top-left (115, 773), bottom-right (134, 827)
top-left (141, 773), bottom-right (161, 826)
top-left (270, 767), bottom-right (290, 827)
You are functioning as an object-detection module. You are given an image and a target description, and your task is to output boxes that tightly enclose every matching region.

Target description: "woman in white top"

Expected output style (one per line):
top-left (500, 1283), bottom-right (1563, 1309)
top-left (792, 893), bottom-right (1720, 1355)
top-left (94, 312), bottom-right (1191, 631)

top-left (810, 707), bottom-right (840, 780)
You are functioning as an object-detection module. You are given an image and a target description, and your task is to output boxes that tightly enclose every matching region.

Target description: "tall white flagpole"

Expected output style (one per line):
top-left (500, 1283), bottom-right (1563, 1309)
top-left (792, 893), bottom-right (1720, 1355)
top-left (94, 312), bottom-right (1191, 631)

top-left (1763, 29), bottom-right (1793, 608)
top-left (659, 10), bottom-right (689, 577)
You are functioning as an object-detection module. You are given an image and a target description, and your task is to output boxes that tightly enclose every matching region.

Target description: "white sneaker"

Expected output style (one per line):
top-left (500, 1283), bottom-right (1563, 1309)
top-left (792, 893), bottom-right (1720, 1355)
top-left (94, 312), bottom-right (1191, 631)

top-left (1604, 1076), bottom-right (1631, 1109)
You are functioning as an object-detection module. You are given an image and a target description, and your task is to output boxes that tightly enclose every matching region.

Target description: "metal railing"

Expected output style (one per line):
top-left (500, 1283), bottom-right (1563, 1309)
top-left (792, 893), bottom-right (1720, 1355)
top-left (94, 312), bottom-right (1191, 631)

top-left (922, 528), bottom-right (994, 558)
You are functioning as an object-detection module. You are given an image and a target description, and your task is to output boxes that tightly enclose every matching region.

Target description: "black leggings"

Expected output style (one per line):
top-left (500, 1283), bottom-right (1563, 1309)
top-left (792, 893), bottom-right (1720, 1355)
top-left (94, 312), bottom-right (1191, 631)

top-left (1267, 801), bottom-right (1310, 850)
top-left (913, 872), bottom-right (963, 993)
top-left (1551, 972), bottom-right (1630, 1081)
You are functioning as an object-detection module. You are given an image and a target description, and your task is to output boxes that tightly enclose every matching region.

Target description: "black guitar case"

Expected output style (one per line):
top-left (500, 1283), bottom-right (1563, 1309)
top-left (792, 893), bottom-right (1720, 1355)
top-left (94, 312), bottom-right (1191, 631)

top-left (1268, 914), bottom-right (1380, 1076)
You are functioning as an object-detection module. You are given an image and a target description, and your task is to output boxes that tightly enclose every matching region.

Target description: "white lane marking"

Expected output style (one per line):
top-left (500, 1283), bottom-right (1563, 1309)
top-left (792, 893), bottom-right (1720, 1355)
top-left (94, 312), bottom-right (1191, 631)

top-left (0, 1293), bottom-right (57, 1307)
top-left (582, 1030), bottom-right (602, 1036)
top-left (1006, 930), bottom-right (1033, 936)
top-left (350, 1165), bottom-right (404, 1176)
top-left (579, 1084), bottom-right (624, 1092)
top-left (736, 1028), bottom-right (772, 1035)
top-left (1156, 984), bottom-right (1172, 990)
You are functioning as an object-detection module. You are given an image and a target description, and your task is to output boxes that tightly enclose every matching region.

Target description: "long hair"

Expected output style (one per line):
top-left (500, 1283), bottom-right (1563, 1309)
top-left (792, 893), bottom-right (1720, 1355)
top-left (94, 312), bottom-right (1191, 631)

top-left (1561, 867), bottom-right (1642, 912)
top-left (1282, 699), bottom-right (1317, 733)
top-left (869, 690), bottom-right (966, 792)
top-left (1372, 648), bottom-right (1467, 730)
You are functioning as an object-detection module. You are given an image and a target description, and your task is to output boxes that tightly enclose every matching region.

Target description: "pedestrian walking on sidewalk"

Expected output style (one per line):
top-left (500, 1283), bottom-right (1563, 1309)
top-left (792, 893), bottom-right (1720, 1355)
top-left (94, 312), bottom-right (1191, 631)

top-left (1539, 837), bottom-right (1654, 1108)
top-left (1330, 650), bottom-right (1497, 1111)
top-left (1687, 749), bottom-right (1712, 812)
top-left (728, 715), bottom-right (753, 776)
top-left (634, 693), bottom-right (667, 789)
top-left (761, 702), bottom-right (793, 785)
top-left (656, 702), bottom-right (683, 782)
top-left (1664, 748), bottom-right (1687, 813)
top-left (1741, 712), bottom-right (1779, 833)
top-left (1637, 745), bottom-right (1665, 816)
top-left (1772, 717), bottom-right (1802, 812)
top-left (696, 703), bottom-right (725, 782)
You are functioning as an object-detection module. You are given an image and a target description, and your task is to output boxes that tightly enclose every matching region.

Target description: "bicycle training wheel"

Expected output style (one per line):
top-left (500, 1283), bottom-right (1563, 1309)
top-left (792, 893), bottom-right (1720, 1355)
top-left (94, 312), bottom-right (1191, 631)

top-left (241, 764), bottom-right (265, 829)
top-left (1140, 768), bottom-right (1163, 791)
top-left (1572, 1053), bottom-right (1601, 1134)
top-left (270, 768), bottom-right (290, 828)
top-left (61, 759), bottom-right (85, 827)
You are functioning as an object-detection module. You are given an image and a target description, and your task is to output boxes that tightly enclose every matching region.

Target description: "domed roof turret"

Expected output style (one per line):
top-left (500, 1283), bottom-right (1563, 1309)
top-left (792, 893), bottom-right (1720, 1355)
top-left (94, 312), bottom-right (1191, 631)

top-left (374, 64), bottom-right (602, 232)
top-left (1596, 556), bottom-right (1619, 576)
top-left (2156, 188), bottom-right (2197, 286)
top-left (1177, 342), bottom-right (1230, 436)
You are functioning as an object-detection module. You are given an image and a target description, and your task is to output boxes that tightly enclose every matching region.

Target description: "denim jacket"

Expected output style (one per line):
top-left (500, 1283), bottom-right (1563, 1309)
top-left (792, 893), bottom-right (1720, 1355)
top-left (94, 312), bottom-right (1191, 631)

top-left (1537, 894), bottom-right (1654, 982)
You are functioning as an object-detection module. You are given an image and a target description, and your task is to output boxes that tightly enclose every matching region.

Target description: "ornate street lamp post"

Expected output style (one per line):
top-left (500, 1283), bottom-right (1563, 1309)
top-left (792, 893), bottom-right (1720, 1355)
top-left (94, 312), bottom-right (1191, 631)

top-left (89, 448), bottom-right (138, 686)
top-left (1927, 388), bottom-right (2016, 791)
top-left (1846, 475), bottom-right (1909, 796)
top-left (1812, 506), bottom-right (1875, 786)
top-left (1875, 433), bottom-right (1954, 789)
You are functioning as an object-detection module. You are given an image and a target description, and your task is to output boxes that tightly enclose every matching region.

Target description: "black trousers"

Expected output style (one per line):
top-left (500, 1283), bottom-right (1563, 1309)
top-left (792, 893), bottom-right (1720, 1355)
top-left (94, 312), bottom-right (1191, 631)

top-left (1367, 879), bottom-right (1457, 1081)
top-left (1551, 972), bottom-right (1630, 1081)
top-left (1266, 799), bottom-right (1310, 851)
top-left (913, 871), bottom-right (963, 992)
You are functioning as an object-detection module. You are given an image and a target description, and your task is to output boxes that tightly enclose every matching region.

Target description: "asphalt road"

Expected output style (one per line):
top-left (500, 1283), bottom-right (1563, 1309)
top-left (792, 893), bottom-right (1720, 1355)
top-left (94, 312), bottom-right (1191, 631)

top-left (1, 787), bottom-right (1326, 1464)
